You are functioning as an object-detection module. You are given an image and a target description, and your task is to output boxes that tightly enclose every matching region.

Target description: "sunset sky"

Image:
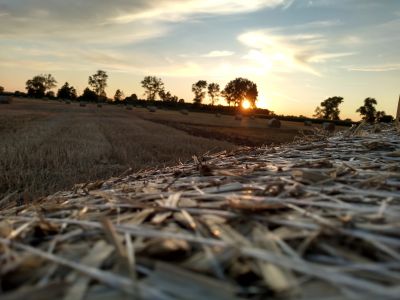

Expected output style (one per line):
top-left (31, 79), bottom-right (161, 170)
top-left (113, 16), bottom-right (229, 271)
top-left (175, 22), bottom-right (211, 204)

top-left (0, 0), bottom-right (399, 119)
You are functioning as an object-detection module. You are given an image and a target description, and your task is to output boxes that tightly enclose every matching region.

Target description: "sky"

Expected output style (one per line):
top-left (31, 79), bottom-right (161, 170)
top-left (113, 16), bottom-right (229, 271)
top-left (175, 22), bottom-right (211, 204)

top-left (0, 0), bottom-right (399, 120)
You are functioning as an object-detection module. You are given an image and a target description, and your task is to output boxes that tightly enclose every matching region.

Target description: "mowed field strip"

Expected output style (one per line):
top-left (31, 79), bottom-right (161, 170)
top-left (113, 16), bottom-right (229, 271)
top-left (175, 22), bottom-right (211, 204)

top-left (0, 98), bottom-right (335, 199)
top-left (0, 98), bottom-right (236, 199)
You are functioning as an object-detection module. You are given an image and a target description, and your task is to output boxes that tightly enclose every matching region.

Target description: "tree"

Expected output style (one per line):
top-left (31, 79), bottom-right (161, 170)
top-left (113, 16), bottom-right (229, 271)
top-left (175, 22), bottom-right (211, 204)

top-left (25, 74), bottom-right (57, 98)
top-left (88, 70), bottom-right (108, 97)
top-left (141, 76), bottom-right (164, 101)
top-left (222, 78), bottom-right (258, 107)
top-left (81, 87), bottom-right (98, 102)
top-left (356, 98), bottom-right (378, 123)
top-left (0, 86), bottom-right (4, 94)
top-left (26, 76), bottom-right (46, 98)
top-left (159, 90), bottom-right (178, 103)
top-left (114, 89), bottom-right (124, 102)
top-left (57, 82), bottom-right (77, 100)
top-left (192, 80), bottom-right (208, 105)
top-left (208, 83), bottom-right (220, 106)
top-left (43, 74), bottom-right (57, 91)
top-left (313, 96), bottom-right (344, 120)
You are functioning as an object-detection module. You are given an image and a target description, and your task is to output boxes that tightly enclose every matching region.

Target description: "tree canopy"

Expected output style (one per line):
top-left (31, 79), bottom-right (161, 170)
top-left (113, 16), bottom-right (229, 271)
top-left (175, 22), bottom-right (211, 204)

top-left (114, 89), bottom-right (124, 102)
top-left (88, 70), bottom-right (108, 97)
top-left (26, 74), bottom-right (57, 98)
top-left (314, 96), bottom-right (344, 120)
top-left (141, 76), bottom-right (164, 101)
top-left (0, 86), bottom-right (4, 94)
top-left (192, 80), bottom-right (207, 105)
top-left (80, 88), bottom-right (98, 102)
top-left (207, 83), bottom-right (220, 106)
top-left (57, 82), bottom-right (77, 100)
top-left (222, 78), bottom-right (258, 108)
top-left (356, 97), bottom-right (378, 123)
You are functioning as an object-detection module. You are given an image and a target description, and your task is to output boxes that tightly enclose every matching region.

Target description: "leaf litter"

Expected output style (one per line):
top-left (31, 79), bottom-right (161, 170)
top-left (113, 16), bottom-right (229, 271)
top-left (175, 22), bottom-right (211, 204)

top-left (0, 123), bottom-right (399, 299)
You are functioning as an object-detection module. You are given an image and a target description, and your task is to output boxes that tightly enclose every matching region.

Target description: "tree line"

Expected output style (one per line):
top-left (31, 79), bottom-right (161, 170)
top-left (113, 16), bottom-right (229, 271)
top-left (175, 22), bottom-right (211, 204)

top-left (0, 69), bottom-right (394, 122)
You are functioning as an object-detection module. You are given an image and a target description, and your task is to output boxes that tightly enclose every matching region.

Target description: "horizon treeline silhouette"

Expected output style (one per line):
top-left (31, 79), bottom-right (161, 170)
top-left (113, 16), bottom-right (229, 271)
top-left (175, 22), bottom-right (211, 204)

top-left (0, 70), bottom-right (395, 123)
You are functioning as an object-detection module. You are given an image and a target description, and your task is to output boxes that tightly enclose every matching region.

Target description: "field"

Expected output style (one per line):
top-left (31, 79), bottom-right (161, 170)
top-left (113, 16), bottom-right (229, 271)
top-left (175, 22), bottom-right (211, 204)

top-left (0, 98), bottom-right (324, 200)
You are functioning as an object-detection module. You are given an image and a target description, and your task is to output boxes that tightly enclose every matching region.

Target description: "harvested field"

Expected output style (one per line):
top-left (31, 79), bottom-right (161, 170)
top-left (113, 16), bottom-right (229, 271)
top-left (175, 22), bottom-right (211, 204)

top-left (0, 98), bottom-right (235, 199)
top-left (0, 123), bottom-right (399, 299)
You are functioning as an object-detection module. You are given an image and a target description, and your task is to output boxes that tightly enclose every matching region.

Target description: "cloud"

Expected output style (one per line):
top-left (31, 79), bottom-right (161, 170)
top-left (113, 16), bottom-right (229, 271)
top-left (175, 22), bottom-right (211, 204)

top-left (346, 63), bottom-right (400, 72)
top-left (201, 50), bottom-right (235, 57)
top-left (110, 0), bottom-right (293, 23)
top-left (238, 30), bottom-right (356, 76)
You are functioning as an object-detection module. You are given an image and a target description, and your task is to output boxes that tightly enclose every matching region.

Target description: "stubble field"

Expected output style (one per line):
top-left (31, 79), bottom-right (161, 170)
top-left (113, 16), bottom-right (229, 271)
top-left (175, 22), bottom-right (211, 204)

top-left (0, 98), bottom-right (320, 201)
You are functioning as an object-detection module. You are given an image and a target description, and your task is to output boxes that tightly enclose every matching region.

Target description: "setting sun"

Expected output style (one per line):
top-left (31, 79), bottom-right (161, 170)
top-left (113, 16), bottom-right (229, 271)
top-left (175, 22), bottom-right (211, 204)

top-left (241, 99), bottom-right (251, 110)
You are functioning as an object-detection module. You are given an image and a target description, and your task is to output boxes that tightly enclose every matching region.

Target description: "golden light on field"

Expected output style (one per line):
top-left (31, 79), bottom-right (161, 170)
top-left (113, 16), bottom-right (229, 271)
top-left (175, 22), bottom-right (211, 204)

top-left (241, 99), bottom-right (251, 110)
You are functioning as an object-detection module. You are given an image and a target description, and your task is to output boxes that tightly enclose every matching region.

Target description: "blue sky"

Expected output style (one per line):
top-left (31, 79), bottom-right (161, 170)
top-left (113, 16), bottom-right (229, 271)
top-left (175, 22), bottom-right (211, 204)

top-left (0, 0), bottom-right (399, 119)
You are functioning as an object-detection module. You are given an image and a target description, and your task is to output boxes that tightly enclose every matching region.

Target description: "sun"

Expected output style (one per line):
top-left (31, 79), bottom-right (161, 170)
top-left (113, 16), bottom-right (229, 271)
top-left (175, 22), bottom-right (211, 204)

top-left (241, 99), bottom-right (251, 110)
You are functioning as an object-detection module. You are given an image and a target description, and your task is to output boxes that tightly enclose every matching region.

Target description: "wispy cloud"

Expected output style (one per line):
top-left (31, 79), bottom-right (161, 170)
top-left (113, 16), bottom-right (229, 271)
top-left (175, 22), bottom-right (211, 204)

top-left (111, 0), bottom-right (292, 23)
top-left (346, 63), bottom-right (400, 72)
top-left (238, 29), bottom-right (354, 76)
top-left (201, 50), bottom-right (235, 57)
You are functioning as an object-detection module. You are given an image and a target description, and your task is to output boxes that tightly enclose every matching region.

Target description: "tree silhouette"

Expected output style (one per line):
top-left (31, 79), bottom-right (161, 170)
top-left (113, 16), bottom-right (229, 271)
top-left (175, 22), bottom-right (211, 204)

top-left (208, 83), bottom-right (220, 106)
top-left (114, 89), bottom-right (124, 103)
top-left (88, 70), bottom-right (108, 97)
top-left (159, 90), bottom-right (178, 103)
top-left (81, 88), bottom-right (98, 102)
top-left (192, 80), bottom-right (207, 105)
top-left (26, 76), bottom-right (46, 98)
top-left (356, 97), bottom-right (378, 123)
top-left (141, 76), bottom-right (164, 101)
top-left (43, 74), bottom-right (57, 91)
top-left (314, 96), bottom-right (344, 120)
top-left (0, 86), bottom-right (4, 94)
top-left (222, 78), bottom-right (258, 107)
top-left (57, 82), bottom-right (77, 100)
top-left (25, 74), bottom-right (57, 98)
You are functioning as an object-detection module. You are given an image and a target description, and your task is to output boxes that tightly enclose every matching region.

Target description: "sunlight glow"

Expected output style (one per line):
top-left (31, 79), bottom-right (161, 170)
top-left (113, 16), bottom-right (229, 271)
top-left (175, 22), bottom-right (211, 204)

top-left (256, 95), bottom-right (269, 109)
top-left (241, 99), bottom-right (251, 110)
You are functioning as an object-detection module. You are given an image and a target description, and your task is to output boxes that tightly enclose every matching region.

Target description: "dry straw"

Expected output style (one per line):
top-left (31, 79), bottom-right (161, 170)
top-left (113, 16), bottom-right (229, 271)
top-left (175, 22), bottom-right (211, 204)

top-left (0, 123), bottom-right (399, 299)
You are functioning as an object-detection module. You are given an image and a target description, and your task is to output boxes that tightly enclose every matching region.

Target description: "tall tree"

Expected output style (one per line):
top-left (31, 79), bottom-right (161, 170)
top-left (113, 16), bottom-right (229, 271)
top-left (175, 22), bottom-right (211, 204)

top-left (25, 74), bottom-right (57, 98)
top-left (314, 96), bottom-right (344, 120)
top-left (26, 76), bottom-right (46, 98)
top-left (81, 88), bottom-right (98, 102)
top-left (57, 82), bottom-right (77, 100)
top-left (222, 78), bottom-right (258, 107)
top-left (88, 70), bottom-right (108, 97)
top-left (141, 76), bottom-right (164, 101)
top-left (208, 83), bottom-right (220, 106)
top-left (159, 90), bottom-right (178, 102)
top-left (114, 89), bottom-right (124, 102)
top-left (192, 80), bottom-right (207, 105)
top-left (0, 86), bottom-right (4, 94)
top-left (43, 74), bottom-right (57, 91)
top-left (356, 97), bottom-right (378, 123)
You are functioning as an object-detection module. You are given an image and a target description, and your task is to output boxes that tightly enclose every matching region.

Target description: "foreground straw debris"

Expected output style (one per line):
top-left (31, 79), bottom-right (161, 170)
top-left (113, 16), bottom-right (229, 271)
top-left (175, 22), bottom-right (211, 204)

top-left (1, 124), bottom-right (400, 299)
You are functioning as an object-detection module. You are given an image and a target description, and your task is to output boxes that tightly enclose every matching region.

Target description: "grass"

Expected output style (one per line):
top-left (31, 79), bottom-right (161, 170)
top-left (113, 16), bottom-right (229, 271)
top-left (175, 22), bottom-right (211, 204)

top-left (0, 98), bottom-right (235, 199)
top-left (0, 98), bottom-right (332, 200)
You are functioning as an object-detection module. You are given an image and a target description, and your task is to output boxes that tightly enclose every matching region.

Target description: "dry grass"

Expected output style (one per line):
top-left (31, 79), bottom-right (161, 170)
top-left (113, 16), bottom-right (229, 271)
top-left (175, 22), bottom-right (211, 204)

top-left (0, 98), bottom-right (235, 199)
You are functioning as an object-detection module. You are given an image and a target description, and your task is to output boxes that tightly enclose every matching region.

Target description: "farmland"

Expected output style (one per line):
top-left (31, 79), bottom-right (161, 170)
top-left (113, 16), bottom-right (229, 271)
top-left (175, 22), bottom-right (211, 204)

top-left (1, 98), bottom-right (322, 200)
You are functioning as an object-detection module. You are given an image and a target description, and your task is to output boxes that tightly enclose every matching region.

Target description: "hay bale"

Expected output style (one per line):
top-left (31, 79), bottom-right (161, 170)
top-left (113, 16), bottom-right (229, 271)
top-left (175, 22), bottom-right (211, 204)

top-left (126, 106), bottom-right (132, 110)
top-left (0, 95), bottom-right (11, 104)
top-left (215, 113), bottom-right (221, 118)
top-left (147, 106), bottom-right (157, 112)
top-left (323, 122), bottom-right (335, 132)
top-left (79, 102), bottom-right (86, 107)
top-left (235, 114), bottom-right (242, 121)
top-left (268, 118), bottom-right (281, 128)
top-left (250, 115), bottom-right (255, 120)
top-left (180, 109), bottom-right (189, 115)
top-left (304, 120), bottom-right (312, 126)
top-left (97, 103), bottom-right (102, 108)
top-left (65, 100), bottom-right (71, 104)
